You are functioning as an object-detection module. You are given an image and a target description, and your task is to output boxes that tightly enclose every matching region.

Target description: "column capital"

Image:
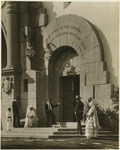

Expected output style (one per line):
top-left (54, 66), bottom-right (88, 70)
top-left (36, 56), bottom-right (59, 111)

top-left (7, 2), bottom-right (18, 14)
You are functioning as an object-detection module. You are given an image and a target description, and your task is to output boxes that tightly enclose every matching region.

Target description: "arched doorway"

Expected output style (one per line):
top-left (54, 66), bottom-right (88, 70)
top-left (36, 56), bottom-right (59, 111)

top-left (42, 14), bottom-right (113, 123)
top-left (48, 46), bottom-right (80, 122)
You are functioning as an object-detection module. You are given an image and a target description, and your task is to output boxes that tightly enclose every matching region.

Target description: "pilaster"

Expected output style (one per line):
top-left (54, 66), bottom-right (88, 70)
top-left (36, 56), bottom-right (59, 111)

top-left (1, 2), bottom-right (20, 130)
top-left (6, 2), bottom-right (19, 69)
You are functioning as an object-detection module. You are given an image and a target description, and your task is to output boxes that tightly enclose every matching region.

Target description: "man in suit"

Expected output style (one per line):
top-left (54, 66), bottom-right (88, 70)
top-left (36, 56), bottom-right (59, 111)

top-left (45, 98), bottom-right (60, 127)
top-left (12, 96), bottom-right (20, 127)
top-left (74, 95), bottom-right (84, 135)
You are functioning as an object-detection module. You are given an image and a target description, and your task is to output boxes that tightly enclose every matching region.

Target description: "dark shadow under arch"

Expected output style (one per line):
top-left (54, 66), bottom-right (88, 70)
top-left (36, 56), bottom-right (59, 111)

top-left (2, 30), bottom-right (7, 68)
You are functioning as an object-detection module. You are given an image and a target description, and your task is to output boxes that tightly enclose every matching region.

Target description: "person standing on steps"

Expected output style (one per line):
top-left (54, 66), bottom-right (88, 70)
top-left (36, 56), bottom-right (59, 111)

top-left (85, 98), bottom-right (100, 139)
top-left (74, 95), bottom-right (84, 135)
top-left (6, 108), bottom-right (12, 131)
top-left (12, 96), bottom-right (20, 127)
top-left (45, 98), bottom-right (60, 127)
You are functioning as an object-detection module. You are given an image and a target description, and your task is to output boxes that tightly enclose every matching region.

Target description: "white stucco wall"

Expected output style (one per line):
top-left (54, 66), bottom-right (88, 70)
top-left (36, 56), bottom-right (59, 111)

top-left (43, 2), bottom-right (119, 86)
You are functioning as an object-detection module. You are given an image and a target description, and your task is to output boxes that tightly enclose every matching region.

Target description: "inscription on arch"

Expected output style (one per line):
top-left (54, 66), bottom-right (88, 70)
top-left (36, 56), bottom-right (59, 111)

top-left (42, 14), bottom-right (102, 62)
top-left (46, 25), bottom-right (83, 43)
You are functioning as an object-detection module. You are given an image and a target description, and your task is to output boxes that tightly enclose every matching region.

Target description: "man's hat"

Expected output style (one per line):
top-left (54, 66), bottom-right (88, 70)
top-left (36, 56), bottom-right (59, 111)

top-left (74, 95), bottom-right (82, 100)
top-left (8, 108), bottom-right (11, 111)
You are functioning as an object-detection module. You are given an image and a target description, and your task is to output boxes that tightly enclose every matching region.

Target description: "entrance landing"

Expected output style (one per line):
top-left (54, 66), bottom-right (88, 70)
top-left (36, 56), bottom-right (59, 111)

top-left (1, 122), bottom-right (118, 139)
top-left (1, 128), bottom-right (58, 139)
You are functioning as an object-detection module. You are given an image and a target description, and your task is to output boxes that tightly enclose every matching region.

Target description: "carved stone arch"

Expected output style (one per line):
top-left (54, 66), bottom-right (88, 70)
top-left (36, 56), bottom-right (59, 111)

top-left (42, 14), bottom-right (104, 69)
top-left (42, 14), bottom-right (113, 111)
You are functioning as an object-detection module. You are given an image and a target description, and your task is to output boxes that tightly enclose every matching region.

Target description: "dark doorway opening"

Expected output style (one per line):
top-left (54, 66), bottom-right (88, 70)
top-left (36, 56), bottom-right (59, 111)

top-left (60, 75), bottom-right (80, 122)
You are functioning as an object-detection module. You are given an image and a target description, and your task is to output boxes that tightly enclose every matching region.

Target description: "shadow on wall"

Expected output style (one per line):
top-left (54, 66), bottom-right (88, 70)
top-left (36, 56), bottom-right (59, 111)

top-left (94, 25), bottom-right (118, 87)
top-left (2, 30), bottom-right (7, 69)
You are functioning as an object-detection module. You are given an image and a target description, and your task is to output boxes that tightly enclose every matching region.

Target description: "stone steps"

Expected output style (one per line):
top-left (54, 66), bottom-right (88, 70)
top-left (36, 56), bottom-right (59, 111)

top-left (53, 130), bottom-right (113, 135)
top-left (49, 125), bottom-right (118, 139)
top-left (1, 122), bottom-right (118, 139)
top-left (49, 134), bottom-right (118, 139)
top-left (58, 127), bottom-right (109, 131)
top-left (54, 122), bottom-right (85, 128)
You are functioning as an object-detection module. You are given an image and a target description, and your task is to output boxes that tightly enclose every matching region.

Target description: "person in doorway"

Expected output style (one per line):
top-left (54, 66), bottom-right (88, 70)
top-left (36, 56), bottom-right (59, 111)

top-left (6, 108), bottom-right (13, 131)
top-left (74, 95), bottom-right (84, 135)
top-left (45, 98), bottom-right (60, 127)
top-left (24, 105), bottom-right (39, 128)
top-left (85, 97), bottom-right (100, 139)
top-left (12, 96), bottom-right (20, 127)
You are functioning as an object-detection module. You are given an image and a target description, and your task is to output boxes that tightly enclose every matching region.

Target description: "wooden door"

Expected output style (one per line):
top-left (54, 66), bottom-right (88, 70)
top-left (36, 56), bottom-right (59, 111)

top-left (60, 75), bottom-right (79, 122)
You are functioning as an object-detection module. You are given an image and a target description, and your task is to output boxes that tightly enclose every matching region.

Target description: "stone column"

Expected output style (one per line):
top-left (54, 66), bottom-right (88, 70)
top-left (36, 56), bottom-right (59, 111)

top-left (6, 2), bottom-right (19, 69)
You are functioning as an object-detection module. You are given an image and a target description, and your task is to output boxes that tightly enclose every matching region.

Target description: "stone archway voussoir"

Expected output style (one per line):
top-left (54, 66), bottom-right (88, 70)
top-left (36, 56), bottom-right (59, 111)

top-left (83, 45), bottom-right (102, 63)
top-left (42, 14), bottom-right (103, 63)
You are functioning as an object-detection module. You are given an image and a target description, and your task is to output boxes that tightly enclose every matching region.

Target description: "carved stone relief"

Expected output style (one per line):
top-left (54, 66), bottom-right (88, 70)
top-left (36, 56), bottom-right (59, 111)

top-left (63, 56), bottom-right (80, 76)
top-left (23, 26), bottom-right (35, 60)
top-left (54, 50), bottom-right (79, 76)
top-left (2, 76), bottom-right (13, 94)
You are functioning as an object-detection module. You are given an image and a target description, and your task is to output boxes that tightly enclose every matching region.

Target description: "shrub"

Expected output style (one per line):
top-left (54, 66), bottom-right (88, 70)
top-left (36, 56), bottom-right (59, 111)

top-left (96, 87), bottom-right (119, 132)
top-left (111, 86), bottom-right (119, 113)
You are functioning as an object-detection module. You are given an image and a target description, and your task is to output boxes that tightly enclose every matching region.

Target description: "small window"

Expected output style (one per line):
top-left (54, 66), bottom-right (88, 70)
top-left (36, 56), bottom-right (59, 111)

top-left (23, 79), bottom-right (28, 92)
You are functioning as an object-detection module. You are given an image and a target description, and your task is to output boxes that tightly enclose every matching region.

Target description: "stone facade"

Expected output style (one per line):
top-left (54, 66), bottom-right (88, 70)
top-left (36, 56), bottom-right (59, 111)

top-left (1, 2), bottom-right (118, 129)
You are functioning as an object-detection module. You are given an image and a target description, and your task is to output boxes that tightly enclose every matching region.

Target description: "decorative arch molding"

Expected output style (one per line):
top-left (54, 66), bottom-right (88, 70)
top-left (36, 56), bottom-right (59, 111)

top-left (42, 14), bottom-right (113, 110)
top-left (42, 14), bottom-right (104, 69)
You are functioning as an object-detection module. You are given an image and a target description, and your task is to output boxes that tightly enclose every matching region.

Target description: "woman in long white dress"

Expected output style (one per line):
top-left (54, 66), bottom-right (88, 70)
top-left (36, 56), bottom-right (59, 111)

top-left (6, 108), bottom-right (12, 131)
top-left (24, 106), bottom-right (39, 128)
top-left (32, 107), bottom-right (39, 127)
top-left (85, 98), bottom-right (100, 139)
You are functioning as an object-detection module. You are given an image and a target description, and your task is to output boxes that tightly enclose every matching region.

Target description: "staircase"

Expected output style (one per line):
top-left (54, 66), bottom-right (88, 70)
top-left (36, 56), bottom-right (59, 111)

top-left (49, 127), bottom-right (118, 139)
top-left (1, 122), bottom-right (118, 139)
top-left (49, 122), bottom-right (118, 139)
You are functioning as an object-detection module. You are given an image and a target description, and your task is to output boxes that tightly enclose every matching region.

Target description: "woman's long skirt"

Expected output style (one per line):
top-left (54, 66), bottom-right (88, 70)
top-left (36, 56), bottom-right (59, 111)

top-left (6, 119), bottom-right (12, 131)
top-left (85, 117), bottom-right (98, 138)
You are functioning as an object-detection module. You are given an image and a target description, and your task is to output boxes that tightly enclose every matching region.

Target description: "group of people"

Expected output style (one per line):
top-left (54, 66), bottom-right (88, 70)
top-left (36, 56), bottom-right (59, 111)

top-left (74, 95), bottom-right (99, 139)
top-left (43, 95), bottom-right (99, 139)
top-left (6, 97), bottom-right (39, 131)
top-left (6, 95), bottom-right (100, 139)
